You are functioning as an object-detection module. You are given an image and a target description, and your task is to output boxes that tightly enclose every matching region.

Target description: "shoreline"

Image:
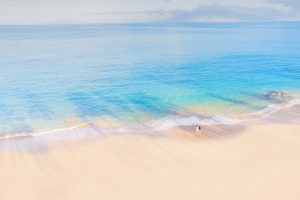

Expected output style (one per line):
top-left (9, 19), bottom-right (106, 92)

top-left (0, 105), bottom-right (300, 199)
top-left (0, 97), bottom-right (299, 142)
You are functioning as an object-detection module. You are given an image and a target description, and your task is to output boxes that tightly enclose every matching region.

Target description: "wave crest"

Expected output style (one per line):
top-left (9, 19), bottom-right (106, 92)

top-left (1, 98), bottom-right (300, 140)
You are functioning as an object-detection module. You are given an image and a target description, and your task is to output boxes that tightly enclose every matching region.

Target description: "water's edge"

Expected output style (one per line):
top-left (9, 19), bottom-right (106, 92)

top-left (1, 97), bottom-right (299, 141)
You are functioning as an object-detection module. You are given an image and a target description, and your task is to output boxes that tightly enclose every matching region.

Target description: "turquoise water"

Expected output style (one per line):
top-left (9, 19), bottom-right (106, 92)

top-left (0, 23), bottom-right (300, 137)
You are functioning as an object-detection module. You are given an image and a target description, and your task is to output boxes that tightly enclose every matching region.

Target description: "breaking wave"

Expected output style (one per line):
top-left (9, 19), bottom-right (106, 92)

top-left (0, 98), bottom-right (299, 141)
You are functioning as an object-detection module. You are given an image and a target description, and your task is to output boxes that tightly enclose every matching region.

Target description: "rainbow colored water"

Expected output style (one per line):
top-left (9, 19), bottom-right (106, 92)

top-left (0, 23), bottom-right (300, 137)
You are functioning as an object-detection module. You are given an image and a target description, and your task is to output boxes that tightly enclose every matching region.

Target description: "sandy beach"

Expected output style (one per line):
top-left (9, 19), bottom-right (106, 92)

top-left (0, 105), bottom-right (300, 200)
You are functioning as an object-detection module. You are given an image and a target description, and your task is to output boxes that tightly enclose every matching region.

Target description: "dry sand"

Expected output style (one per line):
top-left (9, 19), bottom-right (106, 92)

top-left (0, 106), bottom-right (300, 200)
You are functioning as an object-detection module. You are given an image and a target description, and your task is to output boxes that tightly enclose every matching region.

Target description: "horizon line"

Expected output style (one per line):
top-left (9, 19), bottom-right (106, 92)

top-left (1, 20), bottom-right (300, 26)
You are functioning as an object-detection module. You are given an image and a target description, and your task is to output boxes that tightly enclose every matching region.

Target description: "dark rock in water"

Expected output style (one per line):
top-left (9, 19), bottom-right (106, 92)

top-left (264, 90), bottom-right (287, 99)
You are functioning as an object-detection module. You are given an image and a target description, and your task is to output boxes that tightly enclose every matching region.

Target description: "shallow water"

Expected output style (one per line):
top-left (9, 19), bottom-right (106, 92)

top-left (0, 22), bottom-right (300, 137)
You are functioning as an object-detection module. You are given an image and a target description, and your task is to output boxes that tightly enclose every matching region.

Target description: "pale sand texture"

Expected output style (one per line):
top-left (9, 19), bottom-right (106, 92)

top-left (0, 106), bottom-right (300, 200)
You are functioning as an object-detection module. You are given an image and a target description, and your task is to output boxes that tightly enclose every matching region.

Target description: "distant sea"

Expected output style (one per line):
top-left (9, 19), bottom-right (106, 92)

top-left (0, 22), bottom-right (300, 138)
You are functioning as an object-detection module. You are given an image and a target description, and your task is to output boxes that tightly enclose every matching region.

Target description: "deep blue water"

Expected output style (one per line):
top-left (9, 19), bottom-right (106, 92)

top-left (0, 23), bottom-right (300, 136)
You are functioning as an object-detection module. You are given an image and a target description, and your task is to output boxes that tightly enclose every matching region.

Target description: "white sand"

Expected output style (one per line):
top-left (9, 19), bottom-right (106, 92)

top-left (0, 107), bottom-right (300, 200)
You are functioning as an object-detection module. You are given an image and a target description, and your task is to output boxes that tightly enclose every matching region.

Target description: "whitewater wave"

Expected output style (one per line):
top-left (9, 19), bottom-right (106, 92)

top-left (246, 98), bottom-right (300, 120)
top-left (146, 115), bottom-right (239, 131)
top-left (0, 98), bottom-right (299, 141)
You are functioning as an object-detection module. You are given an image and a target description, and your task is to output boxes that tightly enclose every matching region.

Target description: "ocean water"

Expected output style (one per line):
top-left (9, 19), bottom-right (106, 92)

top-left (0, 22), bottom-right (300, 138)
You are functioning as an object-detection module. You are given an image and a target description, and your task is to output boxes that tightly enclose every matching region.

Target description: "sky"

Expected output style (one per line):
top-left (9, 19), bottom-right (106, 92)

top-left (0, 0), bottom-right (300, 24)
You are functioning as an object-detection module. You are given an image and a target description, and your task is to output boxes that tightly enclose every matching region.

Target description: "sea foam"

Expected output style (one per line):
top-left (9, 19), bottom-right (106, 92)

top-left (0, 96), bottom-right (300, 141)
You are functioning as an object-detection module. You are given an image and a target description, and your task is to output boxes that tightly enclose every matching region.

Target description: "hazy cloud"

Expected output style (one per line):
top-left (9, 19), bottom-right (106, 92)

top-left (167, 5), bottom-right (292, 22)
top-left (0, 0), bottom-right (299, 24)
top-left (268, 0), bottom-right (300, 8)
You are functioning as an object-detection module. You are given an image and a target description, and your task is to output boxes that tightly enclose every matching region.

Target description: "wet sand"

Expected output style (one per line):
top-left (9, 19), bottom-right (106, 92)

top-left (0, 105), bottom-right (300, 200)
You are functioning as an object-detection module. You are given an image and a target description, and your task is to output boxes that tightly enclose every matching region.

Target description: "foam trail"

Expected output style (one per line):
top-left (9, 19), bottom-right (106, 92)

top-left (0, 124), bottom-right (101, 141)
top-left (146, 115), bottom-right (239, 131)
top-left (247, 99), bottom-right (300, 120)
top-left (0, 98), bottom-right (299, 140)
